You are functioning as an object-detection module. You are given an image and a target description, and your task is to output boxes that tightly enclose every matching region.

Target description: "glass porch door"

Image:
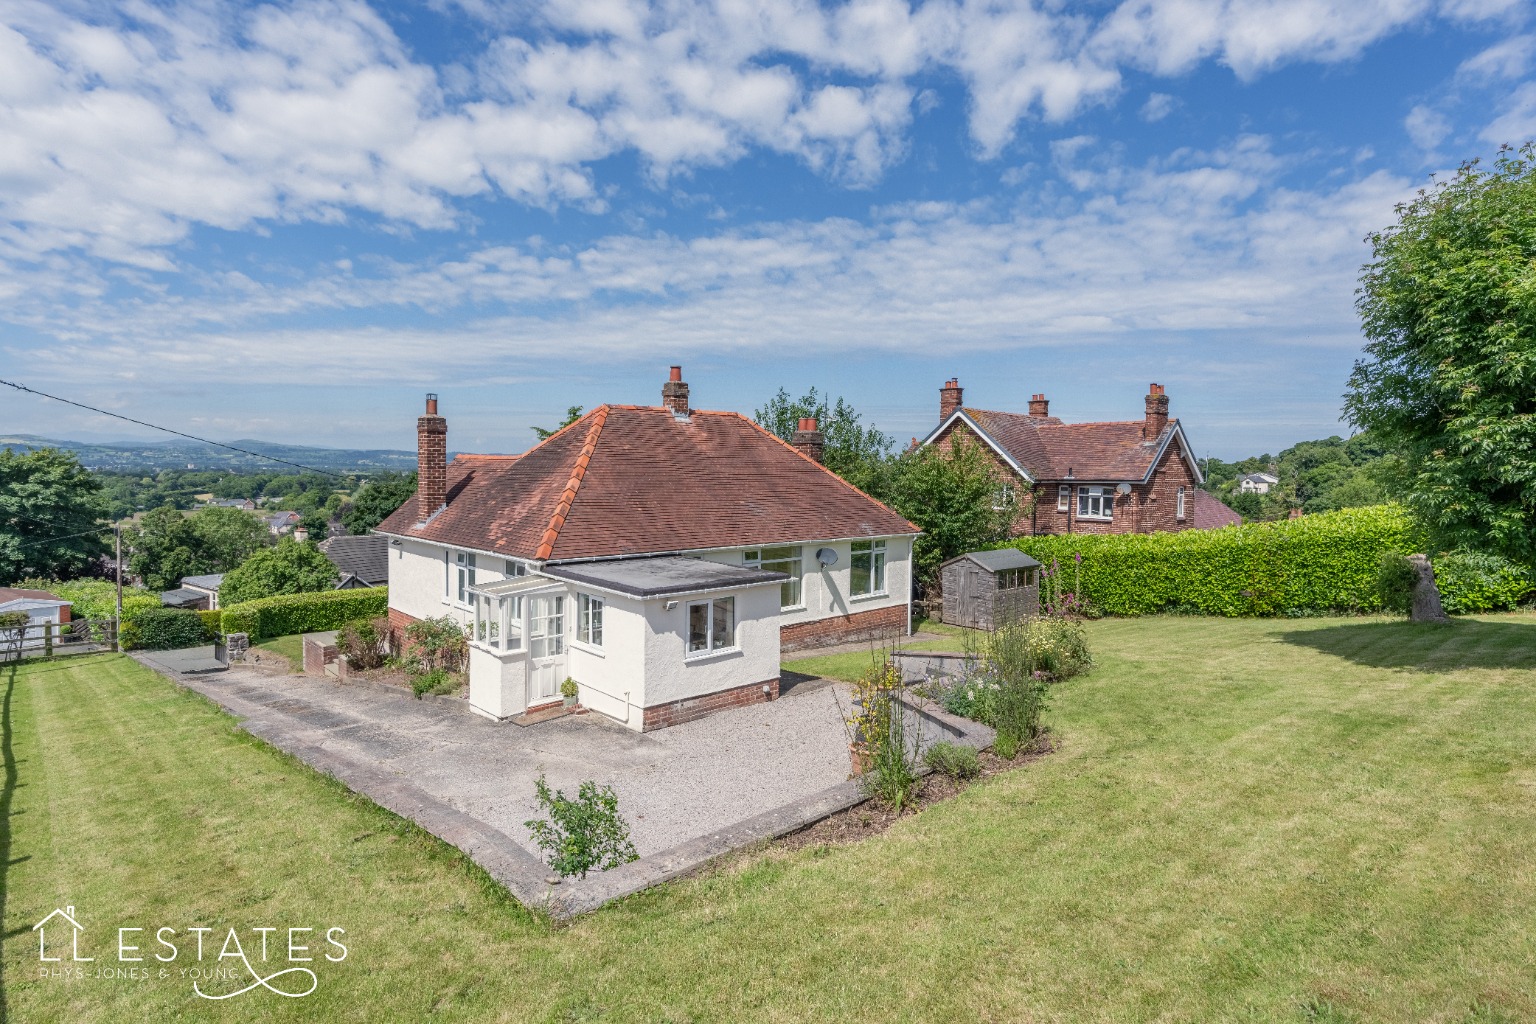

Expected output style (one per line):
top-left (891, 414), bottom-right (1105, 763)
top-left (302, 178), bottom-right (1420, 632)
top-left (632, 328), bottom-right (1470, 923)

top-left (527, 594), bottom-right (565, 705)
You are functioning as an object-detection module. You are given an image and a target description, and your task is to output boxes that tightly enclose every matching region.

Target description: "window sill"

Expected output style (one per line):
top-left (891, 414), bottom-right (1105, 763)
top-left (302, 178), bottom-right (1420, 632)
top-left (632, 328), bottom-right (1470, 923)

top-left (571, 640), bottom-right (605, 658)
top-left (850, 591), bottom-right (889, 603)
top-left (1076, 515), bottom-right (1113, 522)
top-left (779, 604), bottom-right (807, 613)
top-left (684, 646), bottom-right (741, 664)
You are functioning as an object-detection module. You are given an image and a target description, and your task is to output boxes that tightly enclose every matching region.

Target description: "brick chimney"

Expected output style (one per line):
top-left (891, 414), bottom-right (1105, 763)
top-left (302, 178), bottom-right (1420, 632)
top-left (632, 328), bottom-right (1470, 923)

top-left (1028, 393), bottom-right (1049, 417)
top-left (792, 416), bottom-right (825, 463)
top-left (662, 365), bottom-right (690, 417)
top-left (1143, 383), bottom-right (1169, 440)
top-left (417, 393), bottom-right (447, 521)
top-left (939, 377), bottom-right (963, 421)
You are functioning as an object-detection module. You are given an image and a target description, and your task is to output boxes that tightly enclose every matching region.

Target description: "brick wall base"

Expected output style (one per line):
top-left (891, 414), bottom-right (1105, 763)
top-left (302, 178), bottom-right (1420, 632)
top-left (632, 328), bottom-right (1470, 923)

top-left (642, 677), bottom-right (779, 731)
top-left (780, 604), bottom-right (909, 654)
top-left (386, 607), bottom-right (419, 654)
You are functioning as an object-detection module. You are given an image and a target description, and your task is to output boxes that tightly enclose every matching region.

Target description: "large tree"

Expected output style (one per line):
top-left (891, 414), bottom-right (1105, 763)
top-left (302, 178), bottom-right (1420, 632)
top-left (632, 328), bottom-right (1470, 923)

top-left (127, 505), bottom-right (271, 590)
top-left (755, 387), bottom-right (894, 497)
top-left (220, 538), bottom-right (339, 606)
top-left (1346, 145), bottom-right (1536, 562)
top-left (341, 471), bottom-right (417, 535)
top-left (886, 435), bottom-right (1017, 588)
top-left (0, 447), bottom-right (109, 584)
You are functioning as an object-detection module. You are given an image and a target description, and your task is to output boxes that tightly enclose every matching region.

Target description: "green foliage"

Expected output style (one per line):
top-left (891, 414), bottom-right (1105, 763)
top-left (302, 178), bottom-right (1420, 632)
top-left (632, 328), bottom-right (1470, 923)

top-left (887, 433), bottom-right (1016, 587)
top-left (0, 446), bottom-right (109, 584)
top-left (123, 607), bottom-right (215, 651)
top-left (197, 609), bottom-right (223, 637)
top-left (923, 740), bottom-right (981, 780)
top-left (1346, 144), bottom-right (1536, 563)
top-left (1007, 505), bottom-right (1422, 616)
top-left (532, 406), bottom-right (586, 441)
top-left (1376, 553), bottom-right (1418, 615)
top-left (755, 387), bottom-right (895, 496)
top-left (524, 775), bottom-right (639, 878)
top-left (560, 676), bottom-right (579, 699)
top-left (219, 587), bottom-right (387, 641)
top-left (1434, 551), bottom-right (1536, 614)
top-left (341, 471), bottom-right (417, 535)
top-left (981, 616), bottom-right (1056, 757)
top-left (337, 616), bottom-right (388, 670)
top-left (850, 660), bottom-right (922, 811)
top-left (219, 537), bottom-right (339, 606)
top-left (402, 615), bottom-right (468, 673)
top-left (126, 504), bottom-right (271, 591)
top-left (1201, 433), bottom-right (1393, 522)
top-left (409, 667), bottom-right (462, 698)
top-left (17, 578), bottom-right (155, 622)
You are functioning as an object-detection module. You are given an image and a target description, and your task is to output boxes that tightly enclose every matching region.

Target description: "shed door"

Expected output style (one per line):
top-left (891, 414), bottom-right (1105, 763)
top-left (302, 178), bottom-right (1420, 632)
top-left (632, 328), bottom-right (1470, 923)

top-left (957, 567), bottom-right (976, 623)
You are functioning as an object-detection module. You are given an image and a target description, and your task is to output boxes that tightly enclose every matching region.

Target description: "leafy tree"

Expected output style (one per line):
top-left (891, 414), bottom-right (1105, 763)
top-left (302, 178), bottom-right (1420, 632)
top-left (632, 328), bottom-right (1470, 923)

top-left (219, 537), bottom-right (339, 606)
top-left (755, 387), bottom-right (895, 497)
top-left (533, 406), bottom-right (585, 440)
top-left (188, 506), bottom-right (271, 570)
top-left (126, 505), bottom-right (272, 590)
top-left (1346, 144), bottom-right (1536, 562)
top-left (886, 434), bottom-right (1016, 587)
top-left (342, 471), bottom-right (417, 535)
top-left (0, 447), bottom-right (109, 585)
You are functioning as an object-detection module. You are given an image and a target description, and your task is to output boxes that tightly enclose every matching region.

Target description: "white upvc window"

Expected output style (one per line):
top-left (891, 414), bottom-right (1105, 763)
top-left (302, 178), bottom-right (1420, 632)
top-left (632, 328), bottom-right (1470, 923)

top-left (687, 597), bottom-right (736, 656)
top-left (1176, 486), bottom-right (1187, 521)
top-left (1057, 485), bottom-right (1070, 511)
top-left (577, 593), bottom-right (603, 647)
top-left (744, 546), bottom-right (803, 609)
top-left (505, 559), bottom-right (528, 578)
top-left (453, 551), bottom-right (477, 604)
top-left (850, 540), bottom-right (887, 597)
top-left (473, 593), bottom-right (523, 651)
top-left (1077, 486), bottom-right (1114, 520)
top-left (992, 481), bottom-right (1014, 510)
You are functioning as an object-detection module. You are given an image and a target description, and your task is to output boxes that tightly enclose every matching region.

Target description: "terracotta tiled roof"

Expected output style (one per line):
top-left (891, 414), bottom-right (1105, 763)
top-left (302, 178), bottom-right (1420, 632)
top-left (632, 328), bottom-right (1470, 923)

top-left (961, 408), bottom-right (1182, 481)
top-left (0, 587), bottom-right (63, 603)
top-left (1190, 489), bottom-right (1243, 529)
top-left (375, 405), bottom-right (918, 561)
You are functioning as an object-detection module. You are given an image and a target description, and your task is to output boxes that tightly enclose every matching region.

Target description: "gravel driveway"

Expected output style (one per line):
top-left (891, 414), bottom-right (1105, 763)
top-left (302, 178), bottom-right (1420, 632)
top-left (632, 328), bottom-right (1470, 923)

top-left (191, 669), bottom-right (854, 858)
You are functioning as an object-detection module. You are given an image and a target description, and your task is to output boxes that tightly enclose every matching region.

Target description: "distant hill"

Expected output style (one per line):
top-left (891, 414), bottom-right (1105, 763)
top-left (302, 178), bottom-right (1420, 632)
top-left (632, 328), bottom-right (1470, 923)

top-left (0, 433), bottom-right (420, 474)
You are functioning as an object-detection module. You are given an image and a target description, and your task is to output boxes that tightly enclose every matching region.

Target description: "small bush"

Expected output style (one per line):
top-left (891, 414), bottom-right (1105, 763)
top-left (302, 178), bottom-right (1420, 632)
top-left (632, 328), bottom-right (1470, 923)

top-left (923, 741), bottom-right (980, 780)
top-left (403, 615), bottom-right (468, 673)
top-left (1435, 551), bottom-right (1536, 613)
top-left (524, 775), bottom-right (639, 878)
top-left (1376, 552), bottom-right (1418, 615)
top-left (560, 676), bottom-right (579, 699)
top-left (849, 659), bottom-right (921, 811)
top-left (409, 668), bottom-right (462, 698)
top-left (219, 587), bottom-right (386, 641)
top-left (939, 677), bottom-right (998, 722)
top-left (337, 616), bottom-right (388, 670)
top-left (1016, 617), bottom-right (1093, 681)
top-left (124, 607), bottom-right (215, 650)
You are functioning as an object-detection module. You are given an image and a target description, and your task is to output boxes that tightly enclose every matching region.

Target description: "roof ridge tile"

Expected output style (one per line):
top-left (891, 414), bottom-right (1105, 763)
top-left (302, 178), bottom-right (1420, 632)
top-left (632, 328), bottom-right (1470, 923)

top-left (534, 406), bottom-right (610, 561)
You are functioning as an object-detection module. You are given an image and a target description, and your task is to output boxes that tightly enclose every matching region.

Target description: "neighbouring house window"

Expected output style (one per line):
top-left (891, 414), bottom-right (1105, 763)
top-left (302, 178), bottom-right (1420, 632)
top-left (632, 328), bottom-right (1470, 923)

top-left (744, 546), bottom-right (803, 609)
top-left (455, 551), bottom-right (476, 604)
top-left (850, 540), bottom-right (887, 596)
top-left (505, 559), bottom-right (527, 578)
top-left (578, 594), bottom-right (603, 647)
top-left (1057, 485), bottom-right (1070, 511)
top-left (992, 482), bottom-right (1014, 510)
top-left (1177, 486), bottom-right (1187, 520)
top-left (687, 597), bottom-right (736, 655)
top-left (1077, 486), bottom-right (1113, 520)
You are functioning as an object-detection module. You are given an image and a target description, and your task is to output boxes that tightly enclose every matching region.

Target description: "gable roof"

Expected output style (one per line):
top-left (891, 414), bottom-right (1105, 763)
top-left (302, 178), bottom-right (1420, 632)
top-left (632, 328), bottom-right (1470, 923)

top-left (375, 405), bottom-right (918, 562)
top-left (943, 549), bottom-right (1041, 572)
top-left (1191, 489), bottom-right (1243, 529)
top-left (0, 587), bottom-right (64, 604)
top-left (923, 408), bottom-right (1202, 484)
top-left (319, 535), bottom-right (389, 586)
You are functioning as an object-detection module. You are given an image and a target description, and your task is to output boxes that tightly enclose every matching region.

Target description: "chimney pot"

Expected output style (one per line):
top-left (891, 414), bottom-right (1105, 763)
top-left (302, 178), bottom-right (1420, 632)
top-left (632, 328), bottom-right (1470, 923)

top-left (1144, 383), bottom-right (1170, 440)
top-left (939, 377), bottom-right (964, 422)
top-left (793, 416), bottom-right (825, 463)
top-left (417, 393), bottom-right (448, 521)
top-left (662, 366), bottom-right (690, 416)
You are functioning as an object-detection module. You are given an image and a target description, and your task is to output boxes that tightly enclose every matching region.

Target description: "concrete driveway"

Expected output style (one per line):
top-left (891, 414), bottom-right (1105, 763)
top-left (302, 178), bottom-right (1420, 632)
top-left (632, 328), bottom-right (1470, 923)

top-left (170, 666), bottom-right (854, 859)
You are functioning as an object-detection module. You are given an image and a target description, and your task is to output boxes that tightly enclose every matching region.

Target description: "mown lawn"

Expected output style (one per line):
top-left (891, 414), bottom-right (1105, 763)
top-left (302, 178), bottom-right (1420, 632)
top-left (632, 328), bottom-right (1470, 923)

top-left (251, 633), bottom-right (303, 666)
top-left (6, 614), bottom-right (1536, 1022)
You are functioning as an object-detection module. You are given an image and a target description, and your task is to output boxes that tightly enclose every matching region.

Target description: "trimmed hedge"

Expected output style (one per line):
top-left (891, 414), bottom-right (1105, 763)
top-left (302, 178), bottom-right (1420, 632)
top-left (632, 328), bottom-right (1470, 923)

top-left (1005, 505), bottom-right (1423, 616)
top-left (122, 607), bottom-right (217, 651)
top-left (1435, 551), bottom-right (1536, 614)
top-left (219, 587), bottom-right (388, 641)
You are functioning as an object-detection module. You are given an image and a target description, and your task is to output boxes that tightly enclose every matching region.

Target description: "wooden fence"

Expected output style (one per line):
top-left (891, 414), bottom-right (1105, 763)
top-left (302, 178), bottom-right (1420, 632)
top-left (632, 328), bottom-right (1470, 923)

top-left (0, 618), bottom-right (118, 663)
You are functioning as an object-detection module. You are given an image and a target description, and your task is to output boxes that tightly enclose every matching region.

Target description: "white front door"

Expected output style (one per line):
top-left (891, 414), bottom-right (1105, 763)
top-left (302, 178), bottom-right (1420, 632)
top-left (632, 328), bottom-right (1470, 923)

top-left (527, 594), bottom-right (566, 706)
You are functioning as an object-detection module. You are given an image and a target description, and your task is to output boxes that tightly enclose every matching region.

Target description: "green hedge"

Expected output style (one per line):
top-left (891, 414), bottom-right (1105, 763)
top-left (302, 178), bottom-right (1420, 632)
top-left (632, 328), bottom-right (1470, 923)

top-left (219, 587), bottom-right (388, 641)
top-left (1005, 505), bottom-right (1423, 616)
top-left (121, 607), bottom-right (217, 650)
top-left (1435, 552), bottom-right (1536, 614)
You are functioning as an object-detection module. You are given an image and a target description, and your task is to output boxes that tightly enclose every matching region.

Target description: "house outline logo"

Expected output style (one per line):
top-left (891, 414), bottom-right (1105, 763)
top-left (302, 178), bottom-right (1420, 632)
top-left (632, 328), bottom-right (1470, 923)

top-left (33, 905), bottom-right (93, 962)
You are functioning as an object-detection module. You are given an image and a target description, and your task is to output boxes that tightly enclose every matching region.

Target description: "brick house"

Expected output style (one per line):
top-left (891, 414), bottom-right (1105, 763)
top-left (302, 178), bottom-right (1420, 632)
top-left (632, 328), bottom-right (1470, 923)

top-left (919, 379), bottom-right (1218, 536)
top-left (375, 367), bottom-right (920, 730)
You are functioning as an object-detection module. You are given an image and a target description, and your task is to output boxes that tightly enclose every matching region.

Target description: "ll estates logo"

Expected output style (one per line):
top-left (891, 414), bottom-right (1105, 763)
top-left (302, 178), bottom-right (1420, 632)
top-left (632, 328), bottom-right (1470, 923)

top-left (34, 904), bottom-right (348, 1000)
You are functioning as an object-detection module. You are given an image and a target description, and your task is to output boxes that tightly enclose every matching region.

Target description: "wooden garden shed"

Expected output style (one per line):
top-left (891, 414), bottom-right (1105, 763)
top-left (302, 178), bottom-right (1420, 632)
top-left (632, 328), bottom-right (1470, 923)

top-left (940, 549), bottom-right (1042, 630)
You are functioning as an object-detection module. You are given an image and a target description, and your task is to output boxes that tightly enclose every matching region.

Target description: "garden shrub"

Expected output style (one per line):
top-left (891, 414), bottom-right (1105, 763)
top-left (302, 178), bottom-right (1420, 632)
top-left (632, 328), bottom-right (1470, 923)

top-left (1006, 505), bottom-right (1422, 616)
top-left (923, 741), bottom-right (981, 780)
top-left (197, 609), bottom-right (223, 638)
top-left (123, 607), bottom-right (215, 650)
top-left (524, 775), bottom-right (639, 878)
top-left (1434, 551), bottom-right (1536, 614)
top-left (1376, 552), bottom-right (1418, 614)
top-left (219, 587), bottom-right (387, 641)
top-left (402, 615), bottom-right (468, 673)
top-left (409, 667), bottom-right (462, 698)
top-left (337, 616), bottom-right (388, 670)
top-left (847, 658), bottom-right (922, 810)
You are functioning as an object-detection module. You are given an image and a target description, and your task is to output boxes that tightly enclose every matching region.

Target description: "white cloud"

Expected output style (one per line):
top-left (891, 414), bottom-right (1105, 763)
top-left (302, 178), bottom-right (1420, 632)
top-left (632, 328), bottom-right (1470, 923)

top-left (1140, 92), bottom-right (1177, 121)
top-left (1405, 104), bottom-right (1453, 149)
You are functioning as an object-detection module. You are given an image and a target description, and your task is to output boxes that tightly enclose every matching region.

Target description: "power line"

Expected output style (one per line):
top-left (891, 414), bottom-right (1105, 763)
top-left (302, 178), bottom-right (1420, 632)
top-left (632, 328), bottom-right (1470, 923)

top-left (1, 378), bottom-right (347, 479)
top-left (9, 528), bottom-right (108, 550)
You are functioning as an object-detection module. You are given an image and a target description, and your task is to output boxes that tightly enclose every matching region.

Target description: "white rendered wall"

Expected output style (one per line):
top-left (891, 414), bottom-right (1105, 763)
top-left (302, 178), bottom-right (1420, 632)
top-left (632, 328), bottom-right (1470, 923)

top-left (468, 644), bottom-right (528, 720)
top-left (387, 538), bottom-right (528, 628)
top-left (641, 584), bottom-right (781, 712)
top-left (694, 535), bottom-right (913, 629)
top-left (565, 590), bottom-right (647, 727)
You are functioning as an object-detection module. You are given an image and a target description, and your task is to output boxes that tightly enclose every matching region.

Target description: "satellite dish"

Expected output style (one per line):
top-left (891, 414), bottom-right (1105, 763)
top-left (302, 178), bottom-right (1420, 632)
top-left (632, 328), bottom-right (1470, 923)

top-left (815, 547), bottom-right (838, 567)
top-left (1115, 482), bottom-right (1132, 494)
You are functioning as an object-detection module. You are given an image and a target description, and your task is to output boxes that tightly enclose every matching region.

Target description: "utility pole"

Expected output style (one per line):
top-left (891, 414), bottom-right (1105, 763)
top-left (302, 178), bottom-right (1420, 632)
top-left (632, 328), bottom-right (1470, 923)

top-left (114, 521), bottom-right (123, 652)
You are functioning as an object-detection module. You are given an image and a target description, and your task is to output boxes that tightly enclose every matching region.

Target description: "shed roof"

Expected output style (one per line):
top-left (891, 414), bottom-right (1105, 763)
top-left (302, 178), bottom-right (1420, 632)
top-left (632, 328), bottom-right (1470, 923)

top-left (159, 588), bottom-right (207, 608)
top-left (180, 573), bottom-right (225, 591)
top-left (944, 549), bottom-right (1042, 572)
top-left (540, 556), bottom-right (787, 599)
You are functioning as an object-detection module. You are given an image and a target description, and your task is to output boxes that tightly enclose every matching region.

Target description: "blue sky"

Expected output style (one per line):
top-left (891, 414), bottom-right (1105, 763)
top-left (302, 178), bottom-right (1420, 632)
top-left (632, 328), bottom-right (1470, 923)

top-left (1, 0), bottom-right (1533, 460)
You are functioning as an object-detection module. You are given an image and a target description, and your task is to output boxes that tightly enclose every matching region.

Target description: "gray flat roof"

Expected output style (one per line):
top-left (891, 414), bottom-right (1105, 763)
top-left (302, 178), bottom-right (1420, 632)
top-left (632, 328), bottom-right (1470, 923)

top-left (944, 549), bottom-right (1041, 572)
top-left (160, 588), bottom-right (207, 607)
top-left (181, 573), bottom-right (225, 590)
top-left (542, 556), bottom-right (788, 599)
